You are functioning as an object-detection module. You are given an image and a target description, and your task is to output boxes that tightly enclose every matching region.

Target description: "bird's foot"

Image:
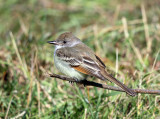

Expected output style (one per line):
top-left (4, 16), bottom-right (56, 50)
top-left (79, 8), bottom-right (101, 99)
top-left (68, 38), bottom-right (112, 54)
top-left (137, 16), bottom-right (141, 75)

top-left (69, 81), bottom-right (75, 84)
top-left (69, 78), bottom-right (79, 85)
top-left (69, 78), bottom-right (87, 87)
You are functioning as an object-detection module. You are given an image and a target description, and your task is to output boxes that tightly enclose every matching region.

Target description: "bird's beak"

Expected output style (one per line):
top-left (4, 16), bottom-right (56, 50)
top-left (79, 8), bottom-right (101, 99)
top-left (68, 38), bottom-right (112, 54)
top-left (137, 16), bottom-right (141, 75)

top-left (47, 41), bottom-right (58, 45)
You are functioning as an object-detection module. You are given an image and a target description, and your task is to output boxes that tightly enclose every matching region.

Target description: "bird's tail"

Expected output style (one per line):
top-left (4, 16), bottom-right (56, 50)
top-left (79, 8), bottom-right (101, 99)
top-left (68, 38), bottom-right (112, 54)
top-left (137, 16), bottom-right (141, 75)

top-left (101, 71), bottom-right (137, 96)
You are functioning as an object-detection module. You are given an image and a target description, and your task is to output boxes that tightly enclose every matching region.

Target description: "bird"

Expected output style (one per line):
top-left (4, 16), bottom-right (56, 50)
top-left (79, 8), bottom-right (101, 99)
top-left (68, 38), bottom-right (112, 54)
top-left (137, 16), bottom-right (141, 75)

top-left (48, 32), bottom-right (136, 96)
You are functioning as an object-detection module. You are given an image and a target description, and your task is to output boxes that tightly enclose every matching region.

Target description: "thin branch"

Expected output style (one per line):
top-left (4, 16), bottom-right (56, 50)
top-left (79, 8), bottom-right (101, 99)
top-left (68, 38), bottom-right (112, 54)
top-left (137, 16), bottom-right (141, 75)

top-left (47, 73), bottom-right (160, 95)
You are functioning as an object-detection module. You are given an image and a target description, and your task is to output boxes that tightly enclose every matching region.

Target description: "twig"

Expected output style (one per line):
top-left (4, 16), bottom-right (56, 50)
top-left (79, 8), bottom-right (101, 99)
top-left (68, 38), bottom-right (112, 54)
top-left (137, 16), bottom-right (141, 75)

top-left (47, 73), bottom-right (160, 95)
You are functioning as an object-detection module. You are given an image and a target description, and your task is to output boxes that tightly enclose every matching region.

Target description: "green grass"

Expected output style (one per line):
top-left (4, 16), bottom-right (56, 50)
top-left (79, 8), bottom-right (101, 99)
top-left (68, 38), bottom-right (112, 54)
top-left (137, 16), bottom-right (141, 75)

top-left (0, 0), bottom-right (160, 118)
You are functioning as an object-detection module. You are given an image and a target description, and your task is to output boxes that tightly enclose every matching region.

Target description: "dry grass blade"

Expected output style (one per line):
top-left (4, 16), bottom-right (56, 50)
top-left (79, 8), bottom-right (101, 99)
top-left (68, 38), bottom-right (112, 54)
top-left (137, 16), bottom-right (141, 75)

top-left (37, 81), bottom-right (41, 118)
top-left (5, 97), bottom-right (13, 119)
top-left (115, 48), bottom-right (119, 79)
top-left (10, 111), bottom-right (26, 119)
top-left (122, 17), bottom-right (145, 67)
top-left (10, 32), bottom-right (29, 77)
top-left (141, 4), bottom-right (152, 53)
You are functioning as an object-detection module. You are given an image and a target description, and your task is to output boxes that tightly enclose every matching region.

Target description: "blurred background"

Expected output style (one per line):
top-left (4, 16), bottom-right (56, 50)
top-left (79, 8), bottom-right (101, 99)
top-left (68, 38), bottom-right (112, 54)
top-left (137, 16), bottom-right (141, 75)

top-left (0, 0), bottom-right (160, 118)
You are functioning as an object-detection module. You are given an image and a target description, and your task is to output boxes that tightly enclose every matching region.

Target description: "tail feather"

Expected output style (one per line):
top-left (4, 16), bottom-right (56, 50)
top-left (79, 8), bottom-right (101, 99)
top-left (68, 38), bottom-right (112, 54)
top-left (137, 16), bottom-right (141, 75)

top-left (101, 72), bottom-right (136, 96)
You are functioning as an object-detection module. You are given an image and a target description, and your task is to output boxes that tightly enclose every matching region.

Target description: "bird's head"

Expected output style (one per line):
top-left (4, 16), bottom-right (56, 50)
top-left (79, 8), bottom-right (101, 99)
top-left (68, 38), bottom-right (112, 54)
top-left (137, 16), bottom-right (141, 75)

top-left (48, 32), bottom-right (81, 49)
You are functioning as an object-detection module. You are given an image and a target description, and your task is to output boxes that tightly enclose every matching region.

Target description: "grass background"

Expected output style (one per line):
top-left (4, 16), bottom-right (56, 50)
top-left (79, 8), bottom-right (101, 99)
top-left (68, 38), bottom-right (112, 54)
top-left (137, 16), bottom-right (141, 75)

top-left (0, 0), bottom-right (160, 118)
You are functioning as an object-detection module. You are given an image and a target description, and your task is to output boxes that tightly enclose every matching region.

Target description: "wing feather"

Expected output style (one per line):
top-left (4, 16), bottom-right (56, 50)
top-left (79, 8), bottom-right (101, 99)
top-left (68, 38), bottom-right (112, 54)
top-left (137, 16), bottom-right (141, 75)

top-left (95, 55), bottom-right (106, 68)
top-left (55, 48), bottom-right (101, 76)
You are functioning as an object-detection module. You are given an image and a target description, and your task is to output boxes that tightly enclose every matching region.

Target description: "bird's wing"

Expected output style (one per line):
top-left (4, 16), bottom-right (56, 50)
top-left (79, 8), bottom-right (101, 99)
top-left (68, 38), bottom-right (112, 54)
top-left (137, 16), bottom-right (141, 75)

top-left (55, 46), bottom-right (103, 78)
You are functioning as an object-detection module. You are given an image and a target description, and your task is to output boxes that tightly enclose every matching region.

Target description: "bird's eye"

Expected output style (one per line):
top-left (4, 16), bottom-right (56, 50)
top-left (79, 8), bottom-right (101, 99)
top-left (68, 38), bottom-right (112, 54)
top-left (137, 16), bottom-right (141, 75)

top-left (63, 41), bottom-right (67, 44)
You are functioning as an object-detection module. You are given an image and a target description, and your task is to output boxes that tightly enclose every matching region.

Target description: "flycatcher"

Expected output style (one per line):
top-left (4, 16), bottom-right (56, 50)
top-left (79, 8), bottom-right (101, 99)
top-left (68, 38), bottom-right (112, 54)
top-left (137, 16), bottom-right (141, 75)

top-left (48, 32), bottom-right (136, 96)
